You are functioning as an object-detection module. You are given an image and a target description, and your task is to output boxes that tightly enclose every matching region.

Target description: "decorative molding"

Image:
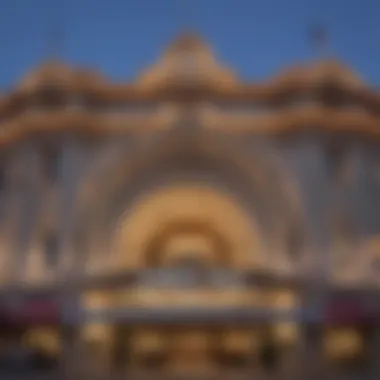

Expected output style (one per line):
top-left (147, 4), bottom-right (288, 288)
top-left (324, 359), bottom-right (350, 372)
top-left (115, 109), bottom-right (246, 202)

top-left (0, 34), bottom-right (378, 145)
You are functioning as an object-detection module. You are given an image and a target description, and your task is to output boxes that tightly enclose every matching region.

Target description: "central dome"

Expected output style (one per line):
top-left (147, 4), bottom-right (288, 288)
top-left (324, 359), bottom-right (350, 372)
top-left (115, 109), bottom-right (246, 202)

top-left (137, 31), bottom-right (238, 90)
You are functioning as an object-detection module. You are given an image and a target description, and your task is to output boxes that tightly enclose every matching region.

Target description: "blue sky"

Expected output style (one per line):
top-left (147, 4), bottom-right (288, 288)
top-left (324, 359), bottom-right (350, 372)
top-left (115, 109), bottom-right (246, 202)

top-left (0, 0), bottom-right (379, 89)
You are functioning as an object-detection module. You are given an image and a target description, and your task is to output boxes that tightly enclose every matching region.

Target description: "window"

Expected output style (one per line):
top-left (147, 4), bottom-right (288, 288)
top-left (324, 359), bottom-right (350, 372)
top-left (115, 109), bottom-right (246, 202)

top-left (44, 233), bottom-right (59, 268)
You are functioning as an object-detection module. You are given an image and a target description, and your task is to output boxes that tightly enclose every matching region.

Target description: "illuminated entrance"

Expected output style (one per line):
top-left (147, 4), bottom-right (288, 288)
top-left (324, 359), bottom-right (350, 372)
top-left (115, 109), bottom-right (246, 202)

top-left (81, 185), bottom-right (302, 374)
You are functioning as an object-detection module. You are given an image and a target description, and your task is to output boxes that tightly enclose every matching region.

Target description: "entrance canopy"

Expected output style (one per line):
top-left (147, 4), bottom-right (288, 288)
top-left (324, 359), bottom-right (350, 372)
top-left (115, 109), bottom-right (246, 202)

top-left (325, 298), bottom-right (379, 326)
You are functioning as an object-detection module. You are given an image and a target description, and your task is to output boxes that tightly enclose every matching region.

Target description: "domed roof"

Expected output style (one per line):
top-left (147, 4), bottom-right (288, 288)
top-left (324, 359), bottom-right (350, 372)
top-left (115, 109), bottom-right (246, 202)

top-left (274, 58), bottom-right (365, 89)
top-left (138, 32), bottom-right (239, 90)
top-left (16, 59), bottom-right (108, 93)
top-left (16, 59), bottom-right (76, 92)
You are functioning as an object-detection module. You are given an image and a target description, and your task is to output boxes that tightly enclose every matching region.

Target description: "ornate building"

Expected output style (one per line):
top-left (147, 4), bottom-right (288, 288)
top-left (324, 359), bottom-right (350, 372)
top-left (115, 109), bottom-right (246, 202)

top-left (0, 33), bottom-right (380, 377)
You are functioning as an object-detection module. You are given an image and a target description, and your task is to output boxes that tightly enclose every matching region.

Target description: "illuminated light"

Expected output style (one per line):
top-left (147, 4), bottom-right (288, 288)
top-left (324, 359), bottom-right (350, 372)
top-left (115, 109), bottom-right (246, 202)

top-left (114, 185), bottom-right (263, 269)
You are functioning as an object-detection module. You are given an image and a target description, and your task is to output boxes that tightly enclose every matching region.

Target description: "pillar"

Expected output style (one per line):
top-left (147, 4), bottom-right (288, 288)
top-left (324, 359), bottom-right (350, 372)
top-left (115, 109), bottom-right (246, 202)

top-left (296, 139), bottom-right (333, 379)
top-left (56, 141), bottom-right (86, 376)
top-left (366, 325), bottom-right (380, 379)
top-left (298, 319), bottom-right (326, 380)
top-left (8, 144), bottom-right (42, 284)
top-left (112, 324), bottom-right (132, 374)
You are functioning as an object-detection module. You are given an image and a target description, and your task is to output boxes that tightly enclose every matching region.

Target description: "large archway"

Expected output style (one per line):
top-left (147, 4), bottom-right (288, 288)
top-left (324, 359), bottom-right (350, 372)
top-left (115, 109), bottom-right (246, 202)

top-left (79, 133), bottom-right (306, 374)
top-left (78, 132), bottom-right (307, 272)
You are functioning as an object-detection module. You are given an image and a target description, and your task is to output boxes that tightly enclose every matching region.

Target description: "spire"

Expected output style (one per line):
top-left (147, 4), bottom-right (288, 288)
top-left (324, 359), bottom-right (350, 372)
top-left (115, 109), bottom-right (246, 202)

top-left (310, 24), bottom-right (330, 59)
top-left (46, 21), bottom-right (65, 61)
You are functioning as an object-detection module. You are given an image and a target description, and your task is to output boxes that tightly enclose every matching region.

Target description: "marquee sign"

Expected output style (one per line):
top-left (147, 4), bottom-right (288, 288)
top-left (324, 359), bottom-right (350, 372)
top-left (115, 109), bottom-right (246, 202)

top-left (138, 268), bottom-right (246, 288)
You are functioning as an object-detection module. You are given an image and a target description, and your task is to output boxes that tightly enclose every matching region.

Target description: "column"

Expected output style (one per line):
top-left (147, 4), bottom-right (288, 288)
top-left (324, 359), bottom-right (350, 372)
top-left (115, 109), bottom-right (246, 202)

top-left (112, 324), bottom-right (132, 375)
top-left (56, 141), bottom-right (86, 376)
top-left (349, 148), bottom-right (374, 277)
top-left (9, 144), bottom-right (42, 284)
top-left (366, 325), bottom-right (380, 379)
top-left (297, 140), bottom-right (332, 379)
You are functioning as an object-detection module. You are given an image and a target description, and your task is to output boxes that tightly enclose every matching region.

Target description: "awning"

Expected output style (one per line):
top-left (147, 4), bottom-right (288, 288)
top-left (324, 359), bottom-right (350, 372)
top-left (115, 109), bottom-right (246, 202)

top-left (324, 298), bottom-right (378, 325)
top-left (6, 299), bottom-right (59, 326)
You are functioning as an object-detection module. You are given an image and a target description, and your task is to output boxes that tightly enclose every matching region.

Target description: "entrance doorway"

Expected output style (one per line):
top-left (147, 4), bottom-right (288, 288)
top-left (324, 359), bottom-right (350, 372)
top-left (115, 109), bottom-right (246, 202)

top-left (107, 322), bottom-right (290, 376)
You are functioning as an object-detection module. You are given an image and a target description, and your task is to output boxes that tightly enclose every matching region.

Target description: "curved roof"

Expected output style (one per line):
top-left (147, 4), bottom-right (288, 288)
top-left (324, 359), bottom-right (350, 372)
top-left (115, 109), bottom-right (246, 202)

top-left (273, 59), bottom-right (365, 89)
top-left (16, 59), bottom-right (108, 93)
top-left (137, 32), bottom-right (239, 90)
top-left (0, 32), bottom-right (378, 144)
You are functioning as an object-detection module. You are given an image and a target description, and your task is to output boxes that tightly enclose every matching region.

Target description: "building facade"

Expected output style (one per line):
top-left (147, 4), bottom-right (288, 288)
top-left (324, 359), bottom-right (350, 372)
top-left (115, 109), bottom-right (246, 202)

top-left (0, 33), bottom-right (380, 377)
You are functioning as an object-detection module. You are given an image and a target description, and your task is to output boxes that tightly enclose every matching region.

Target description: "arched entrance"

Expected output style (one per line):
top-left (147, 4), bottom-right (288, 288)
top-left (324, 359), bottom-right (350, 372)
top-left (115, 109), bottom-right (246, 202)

top-left (84, 184), bottom-right (301, 373)
top-left (79, 133), bottom-right (307, 271)
top-left (79, 133), bottom-right (306, 374)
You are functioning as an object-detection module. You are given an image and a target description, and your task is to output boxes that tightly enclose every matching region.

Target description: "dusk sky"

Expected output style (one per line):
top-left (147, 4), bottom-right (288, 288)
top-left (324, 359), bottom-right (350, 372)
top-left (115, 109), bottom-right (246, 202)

top-left (0, 0), bottom-right (379, 88)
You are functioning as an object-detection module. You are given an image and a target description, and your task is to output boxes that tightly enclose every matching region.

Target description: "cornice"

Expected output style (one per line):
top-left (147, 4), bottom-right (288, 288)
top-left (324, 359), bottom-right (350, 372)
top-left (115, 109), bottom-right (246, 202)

top-left (0, 105), bottom-right (379, 146)
top-left (0, 33), bottom-right (379, 145)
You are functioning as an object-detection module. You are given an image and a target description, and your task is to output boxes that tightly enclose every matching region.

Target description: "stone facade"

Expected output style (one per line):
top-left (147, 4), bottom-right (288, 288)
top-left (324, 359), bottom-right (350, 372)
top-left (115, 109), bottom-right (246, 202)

top-left (0, 33), bottom-right (380, 375)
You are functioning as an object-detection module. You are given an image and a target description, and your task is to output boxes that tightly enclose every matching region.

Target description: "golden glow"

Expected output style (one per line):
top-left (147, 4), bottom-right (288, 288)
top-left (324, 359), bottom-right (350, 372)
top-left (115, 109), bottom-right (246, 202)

top-left (115, 185), bottom-right (262, 269)
top-left (324, 328), bottom-right (364, 359)
top-left (163, 233), bottom-right (215, 265)
top-left (24, 328), bottom-right (60, 354)
top-left (82, 291), bottom-right (115, 343)
top-left (131, 329), bottom-right (166, 353)
top-left (271, 291), bottom-right (299, 345)
top-left (222, 329), bottom-right (257, 353)
top-left (128, 288), bottom-right (259, 307)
